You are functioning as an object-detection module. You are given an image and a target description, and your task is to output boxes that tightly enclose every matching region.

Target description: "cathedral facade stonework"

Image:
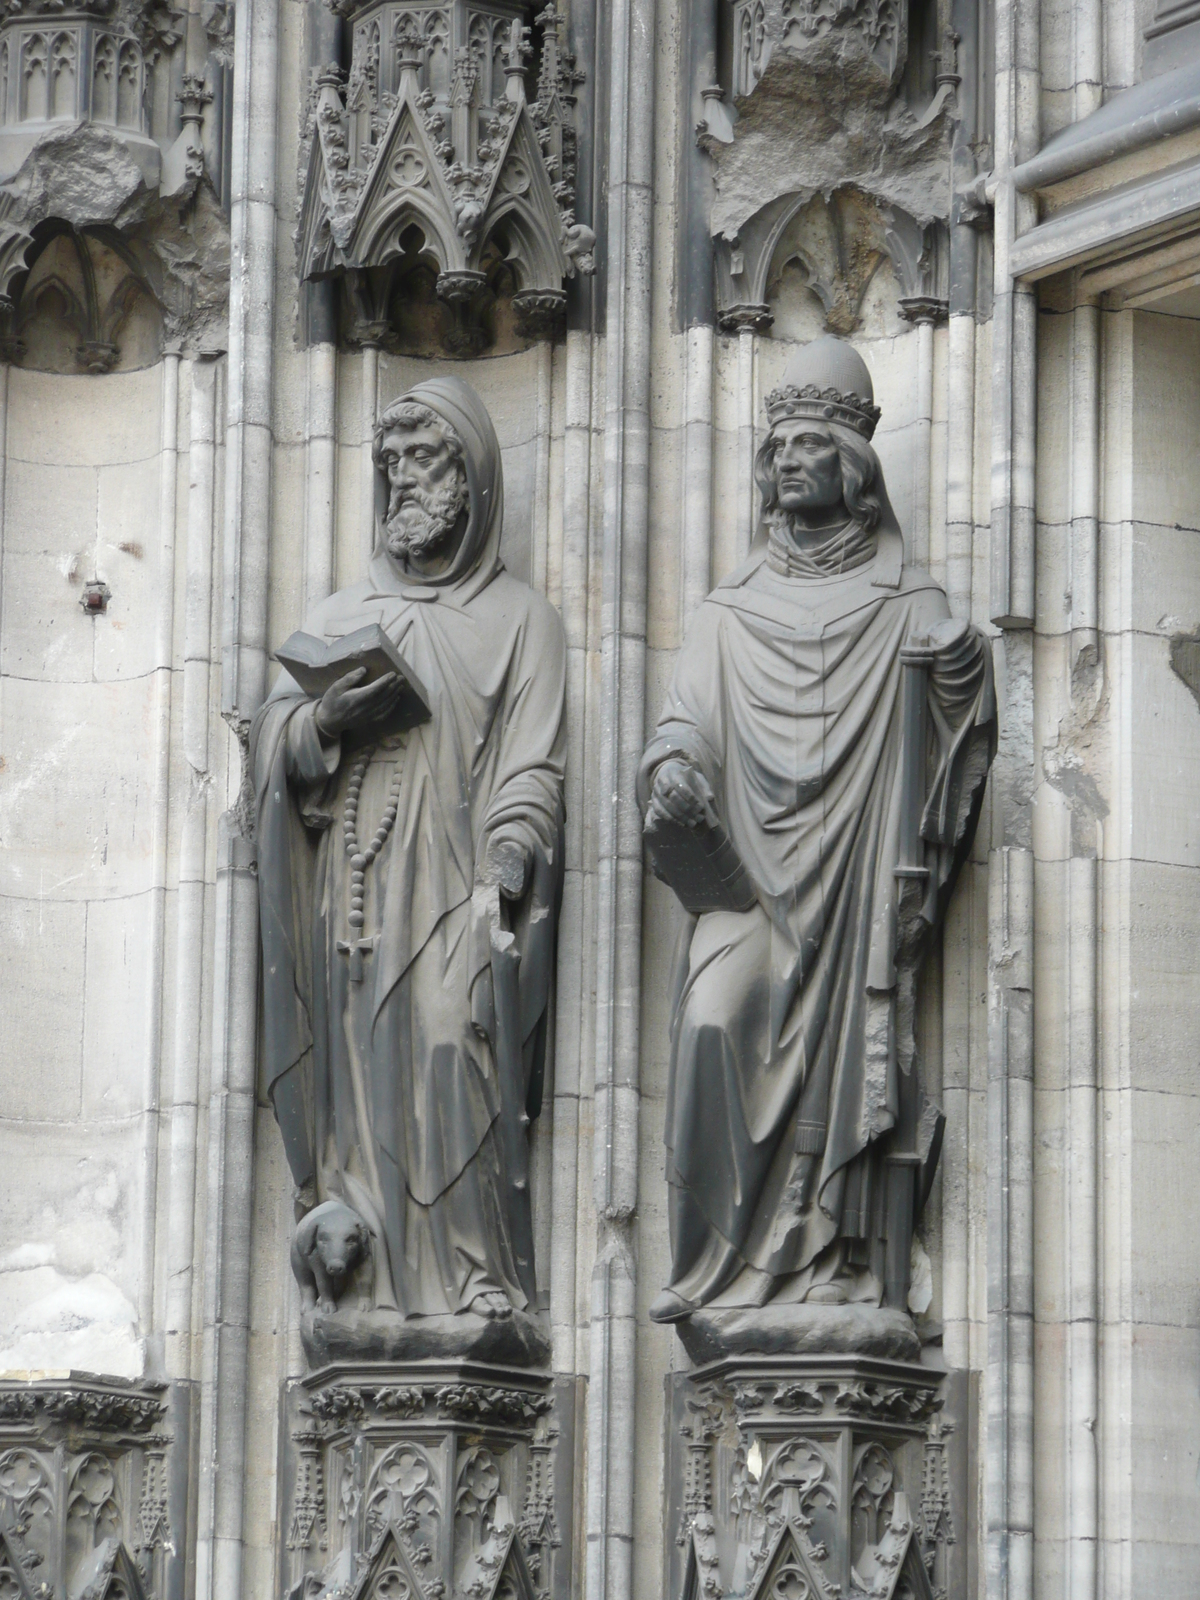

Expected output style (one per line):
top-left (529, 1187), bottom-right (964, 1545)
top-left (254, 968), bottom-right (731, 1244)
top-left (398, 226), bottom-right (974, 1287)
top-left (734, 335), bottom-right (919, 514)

top-left (1, 0), bottom-right (1198, 1597)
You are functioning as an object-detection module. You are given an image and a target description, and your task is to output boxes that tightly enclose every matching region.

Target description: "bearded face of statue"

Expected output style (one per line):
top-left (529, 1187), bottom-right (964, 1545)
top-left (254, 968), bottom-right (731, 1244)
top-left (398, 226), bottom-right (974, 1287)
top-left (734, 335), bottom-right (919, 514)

top-left (378, 421), bottom-right (470, 567)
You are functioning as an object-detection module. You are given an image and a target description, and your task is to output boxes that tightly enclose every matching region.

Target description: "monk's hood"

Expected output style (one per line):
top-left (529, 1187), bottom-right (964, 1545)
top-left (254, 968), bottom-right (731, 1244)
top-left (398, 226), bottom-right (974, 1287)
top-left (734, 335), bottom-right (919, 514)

top-left (369, 375), bottom-right (505, 599)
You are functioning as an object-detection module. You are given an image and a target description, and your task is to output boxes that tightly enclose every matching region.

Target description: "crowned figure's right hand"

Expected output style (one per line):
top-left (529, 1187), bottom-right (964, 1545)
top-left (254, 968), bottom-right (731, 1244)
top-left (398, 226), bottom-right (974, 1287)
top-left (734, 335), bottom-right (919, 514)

top-left (648, 758), bottom-right (715, 829)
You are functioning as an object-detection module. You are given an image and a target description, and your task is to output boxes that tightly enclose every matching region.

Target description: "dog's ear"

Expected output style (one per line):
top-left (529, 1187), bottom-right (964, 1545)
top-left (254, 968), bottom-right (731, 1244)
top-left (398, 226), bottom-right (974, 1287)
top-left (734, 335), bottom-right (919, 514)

top-left (354, 1222), bottom-right (370, 1254)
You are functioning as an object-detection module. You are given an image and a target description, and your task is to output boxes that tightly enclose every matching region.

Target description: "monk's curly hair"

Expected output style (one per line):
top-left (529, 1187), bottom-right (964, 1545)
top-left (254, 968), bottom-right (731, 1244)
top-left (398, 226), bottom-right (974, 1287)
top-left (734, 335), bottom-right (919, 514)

top-left (372, 400), bottom-right (465, 470)
top-left (754, 422), bottom-right (885, 532)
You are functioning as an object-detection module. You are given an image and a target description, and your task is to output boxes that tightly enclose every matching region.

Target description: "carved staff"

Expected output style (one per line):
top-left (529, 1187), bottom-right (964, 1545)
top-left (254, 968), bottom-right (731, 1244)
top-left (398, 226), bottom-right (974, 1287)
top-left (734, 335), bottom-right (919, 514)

top-left (483, 883), bottom-right (539, 1306)
top-left (885, 640), bottom-right (936, 1308)
top-left (895, 641), bottom-right (936, 883)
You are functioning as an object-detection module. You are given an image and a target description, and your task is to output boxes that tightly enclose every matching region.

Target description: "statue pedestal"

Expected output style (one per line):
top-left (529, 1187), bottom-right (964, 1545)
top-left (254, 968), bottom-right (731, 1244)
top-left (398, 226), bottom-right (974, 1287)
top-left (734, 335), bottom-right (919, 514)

top-left (674, 1305), bottom-right (921, 1365)
top-left (280, 1360), bottom-right (577, 1600)
top-left (666, 1340), bottom-right (964, 1600)
top-left (300, 1306), bottom-right (551, 1369)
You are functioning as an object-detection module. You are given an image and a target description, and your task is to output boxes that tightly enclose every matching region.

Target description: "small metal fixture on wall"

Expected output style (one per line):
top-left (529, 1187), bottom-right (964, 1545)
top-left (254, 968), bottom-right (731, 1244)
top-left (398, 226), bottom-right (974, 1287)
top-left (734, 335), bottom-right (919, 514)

top-left (296, 2), bottom-right (594, 354)
top-left (80, 577), bottom-right (112, 612)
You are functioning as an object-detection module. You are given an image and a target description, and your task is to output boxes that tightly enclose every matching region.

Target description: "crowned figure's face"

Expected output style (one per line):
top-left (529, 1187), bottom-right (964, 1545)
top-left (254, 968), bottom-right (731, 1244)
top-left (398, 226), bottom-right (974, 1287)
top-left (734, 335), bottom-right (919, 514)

top-left (378, 420), bottom-right (470, 574)
top-left (770, 419), bottom-right (846, 528)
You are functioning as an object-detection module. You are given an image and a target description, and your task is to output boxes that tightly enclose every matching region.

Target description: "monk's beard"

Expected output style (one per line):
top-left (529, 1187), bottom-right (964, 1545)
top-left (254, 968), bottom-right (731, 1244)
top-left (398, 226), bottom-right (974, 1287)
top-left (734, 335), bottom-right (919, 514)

top-left (384, 479), bottom-right (469, 559)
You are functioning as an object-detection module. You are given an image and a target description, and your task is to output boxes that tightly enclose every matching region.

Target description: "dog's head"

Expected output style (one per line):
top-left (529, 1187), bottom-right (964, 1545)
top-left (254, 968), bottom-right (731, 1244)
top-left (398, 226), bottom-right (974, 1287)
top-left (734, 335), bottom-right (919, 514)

top-left (313, 1211), bottom-right (368, 1281)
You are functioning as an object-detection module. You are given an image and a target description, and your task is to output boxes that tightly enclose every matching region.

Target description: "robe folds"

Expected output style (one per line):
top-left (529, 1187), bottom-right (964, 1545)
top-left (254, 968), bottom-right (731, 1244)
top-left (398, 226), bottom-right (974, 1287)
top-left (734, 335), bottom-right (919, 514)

top-left (637, 529), bottom-right (996, 1311)
top-left (252, 378), bottom-right (565, 1318)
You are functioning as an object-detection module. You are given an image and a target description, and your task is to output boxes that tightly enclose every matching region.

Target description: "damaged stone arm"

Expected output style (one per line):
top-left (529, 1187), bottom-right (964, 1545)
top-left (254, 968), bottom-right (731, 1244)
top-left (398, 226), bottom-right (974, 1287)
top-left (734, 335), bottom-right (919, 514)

top-left (920, 624), bottom-right (997, 849)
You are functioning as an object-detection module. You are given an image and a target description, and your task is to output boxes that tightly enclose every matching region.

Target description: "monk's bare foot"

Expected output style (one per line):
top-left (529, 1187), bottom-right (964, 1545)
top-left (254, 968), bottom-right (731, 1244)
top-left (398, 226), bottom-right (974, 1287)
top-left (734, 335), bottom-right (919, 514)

top-left (470, 1291), bottom-right (513, 1319)
top-left (804, 1282), bottom-right (848, 1306)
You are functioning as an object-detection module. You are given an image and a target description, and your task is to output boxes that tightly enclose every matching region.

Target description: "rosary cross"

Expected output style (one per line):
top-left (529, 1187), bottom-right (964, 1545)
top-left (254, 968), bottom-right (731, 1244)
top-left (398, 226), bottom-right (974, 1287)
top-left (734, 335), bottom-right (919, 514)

top-left (337, 933), bottom-right (378, 984)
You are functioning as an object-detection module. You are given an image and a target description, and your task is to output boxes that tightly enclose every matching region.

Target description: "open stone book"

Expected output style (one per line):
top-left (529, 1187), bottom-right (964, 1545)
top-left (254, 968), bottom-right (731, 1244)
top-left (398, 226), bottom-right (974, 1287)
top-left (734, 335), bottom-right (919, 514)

top-left (275, 623), bottom-right (432, 730)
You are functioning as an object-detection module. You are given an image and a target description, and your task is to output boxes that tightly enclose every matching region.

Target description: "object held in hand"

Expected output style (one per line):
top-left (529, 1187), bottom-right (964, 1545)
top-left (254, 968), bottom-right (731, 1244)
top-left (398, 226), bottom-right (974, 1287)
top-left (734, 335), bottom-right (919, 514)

top-left (276, 624), bottom-right (431, 729)
top-left (644, 800), bottom-right (757, 915)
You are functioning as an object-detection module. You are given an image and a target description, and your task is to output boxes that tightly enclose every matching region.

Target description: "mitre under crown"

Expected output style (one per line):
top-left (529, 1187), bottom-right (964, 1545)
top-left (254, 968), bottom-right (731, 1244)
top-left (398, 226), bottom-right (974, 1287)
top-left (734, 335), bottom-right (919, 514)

top-left (764, 335), bottom-right (882, 440)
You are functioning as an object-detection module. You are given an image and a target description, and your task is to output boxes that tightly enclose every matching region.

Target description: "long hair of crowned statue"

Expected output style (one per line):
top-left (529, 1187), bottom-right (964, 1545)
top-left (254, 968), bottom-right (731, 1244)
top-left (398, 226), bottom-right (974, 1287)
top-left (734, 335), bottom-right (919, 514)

top-left (369, 375), bottom-right (507, 597)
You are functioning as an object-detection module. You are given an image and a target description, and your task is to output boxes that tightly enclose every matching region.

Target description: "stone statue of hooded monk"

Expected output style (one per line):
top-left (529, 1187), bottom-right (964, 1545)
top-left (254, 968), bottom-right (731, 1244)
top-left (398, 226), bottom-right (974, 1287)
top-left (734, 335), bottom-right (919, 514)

top-left (252, 376), bottom-right (565, 1330)
top-left (640, 337), bottom-right (996, 1330)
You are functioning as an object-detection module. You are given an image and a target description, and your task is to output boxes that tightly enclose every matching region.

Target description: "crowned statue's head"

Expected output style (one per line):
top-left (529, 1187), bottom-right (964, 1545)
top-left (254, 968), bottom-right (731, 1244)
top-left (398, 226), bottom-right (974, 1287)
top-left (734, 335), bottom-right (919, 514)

top-left (755, 336), bottom-right (889, 544)
top-left (371, 376), bottom-right (505, 587)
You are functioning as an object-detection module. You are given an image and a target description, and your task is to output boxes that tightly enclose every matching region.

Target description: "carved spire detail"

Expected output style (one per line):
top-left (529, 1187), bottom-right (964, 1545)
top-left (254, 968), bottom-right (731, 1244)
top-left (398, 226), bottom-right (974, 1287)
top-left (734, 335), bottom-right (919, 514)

top-left (296, 0), bottom-right (592, 352)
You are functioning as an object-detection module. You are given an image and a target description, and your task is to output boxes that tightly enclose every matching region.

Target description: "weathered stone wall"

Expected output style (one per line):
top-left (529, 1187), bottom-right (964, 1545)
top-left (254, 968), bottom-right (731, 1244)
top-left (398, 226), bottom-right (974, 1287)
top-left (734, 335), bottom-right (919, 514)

top-left (0, 365), bottom-right (197, 1377)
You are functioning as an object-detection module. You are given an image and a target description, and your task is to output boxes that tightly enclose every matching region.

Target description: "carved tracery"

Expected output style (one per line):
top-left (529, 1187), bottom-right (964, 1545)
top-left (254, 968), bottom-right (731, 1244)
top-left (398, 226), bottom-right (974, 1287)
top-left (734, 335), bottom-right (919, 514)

top-left (1, 223), bottom-right (163, 371)
top-left (0, 1378), bottom-right (186, 1600)
top-left (297, 1), bottom-right (593, 352)
top-left (0, 0), bottom-right (231, 368)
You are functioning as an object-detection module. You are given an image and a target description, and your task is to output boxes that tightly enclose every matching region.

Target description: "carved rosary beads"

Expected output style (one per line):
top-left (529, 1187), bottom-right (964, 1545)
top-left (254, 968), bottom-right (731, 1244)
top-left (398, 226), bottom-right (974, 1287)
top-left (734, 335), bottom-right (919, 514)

top-left (339, 746), bottom-right (402, 981)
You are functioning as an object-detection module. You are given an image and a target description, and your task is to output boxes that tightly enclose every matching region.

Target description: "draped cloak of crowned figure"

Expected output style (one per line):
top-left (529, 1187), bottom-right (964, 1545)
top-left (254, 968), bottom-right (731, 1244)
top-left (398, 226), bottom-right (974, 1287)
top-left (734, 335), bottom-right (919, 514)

top-left (639, 337), bottom-right (997, 1329)
top-left (251, 377), bottom-right (566, 1341)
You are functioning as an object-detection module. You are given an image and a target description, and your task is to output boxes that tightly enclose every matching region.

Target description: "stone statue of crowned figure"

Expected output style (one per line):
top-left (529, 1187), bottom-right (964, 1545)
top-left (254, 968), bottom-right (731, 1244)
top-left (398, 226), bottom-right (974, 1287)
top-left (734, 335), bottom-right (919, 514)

top-left (640, 335), bottom-right (996, 1361)
top-left (252, 376), bottom-right (565, 1368)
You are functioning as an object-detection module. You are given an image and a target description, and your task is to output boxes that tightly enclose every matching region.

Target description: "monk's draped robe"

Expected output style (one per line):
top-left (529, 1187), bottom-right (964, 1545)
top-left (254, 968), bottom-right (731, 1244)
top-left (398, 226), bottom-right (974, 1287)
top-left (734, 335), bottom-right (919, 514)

top-left (638, 523), bottom-right (995, 1311)
top-left (252, 378), bottom-right (565, 1317)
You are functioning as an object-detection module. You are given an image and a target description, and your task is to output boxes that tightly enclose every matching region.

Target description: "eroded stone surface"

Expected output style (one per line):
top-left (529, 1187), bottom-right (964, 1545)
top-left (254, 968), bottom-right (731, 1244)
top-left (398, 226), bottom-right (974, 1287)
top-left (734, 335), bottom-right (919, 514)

top-left (675, 1304), bottom-right (922, 1363)
top-left (302, 1308), bottom-right (552, 1369)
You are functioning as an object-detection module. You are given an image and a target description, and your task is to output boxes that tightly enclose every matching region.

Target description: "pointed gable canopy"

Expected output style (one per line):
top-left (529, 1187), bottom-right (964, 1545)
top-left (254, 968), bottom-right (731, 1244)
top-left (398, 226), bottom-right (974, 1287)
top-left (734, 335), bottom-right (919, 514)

top-left (743, 1521), bottom-right (839, 1600)
top-left (347, 1521), bottom-right (430, 1600)
top-left (457, 1525), bottom-right (539, 1600)
top-left (294, 0), bottom-right (590, 349)
top-left (69, 1536), bottom-right (150, 1600)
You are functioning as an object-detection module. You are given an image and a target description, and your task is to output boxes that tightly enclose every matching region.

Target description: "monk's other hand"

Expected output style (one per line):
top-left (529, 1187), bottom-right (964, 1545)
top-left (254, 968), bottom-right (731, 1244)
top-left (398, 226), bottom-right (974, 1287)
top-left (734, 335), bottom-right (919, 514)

top-left (649, 758), bottom-right (714, 828)
top-left (315, 667), bottom-right (404, 738)
top-left (483, 833), bottom-right (531, 900)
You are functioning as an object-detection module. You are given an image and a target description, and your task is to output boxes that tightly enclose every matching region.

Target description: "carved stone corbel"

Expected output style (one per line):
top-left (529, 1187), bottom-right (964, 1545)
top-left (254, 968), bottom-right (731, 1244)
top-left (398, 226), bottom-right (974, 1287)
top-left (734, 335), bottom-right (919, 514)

top-left (0, 1376), bottom-right (192, 1600)
top-left (667, 1357), bottom-right (961, 1600)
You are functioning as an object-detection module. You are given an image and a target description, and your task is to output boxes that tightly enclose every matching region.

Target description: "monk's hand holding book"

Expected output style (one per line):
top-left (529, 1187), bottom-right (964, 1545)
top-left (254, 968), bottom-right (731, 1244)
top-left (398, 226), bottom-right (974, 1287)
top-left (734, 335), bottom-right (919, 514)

top-left (275, 623), bottom-right (432, 741)
top-left (314, 666), bottom-right (405, 738)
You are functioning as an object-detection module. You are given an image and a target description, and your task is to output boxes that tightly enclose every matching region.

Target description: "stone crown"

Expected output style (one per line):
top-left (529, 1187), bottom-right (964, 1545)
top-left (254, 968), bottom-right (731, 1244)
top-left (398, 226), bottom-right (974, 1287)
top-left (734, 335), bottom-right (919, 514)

top-left (764, 382), bottom-right (882, 439)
